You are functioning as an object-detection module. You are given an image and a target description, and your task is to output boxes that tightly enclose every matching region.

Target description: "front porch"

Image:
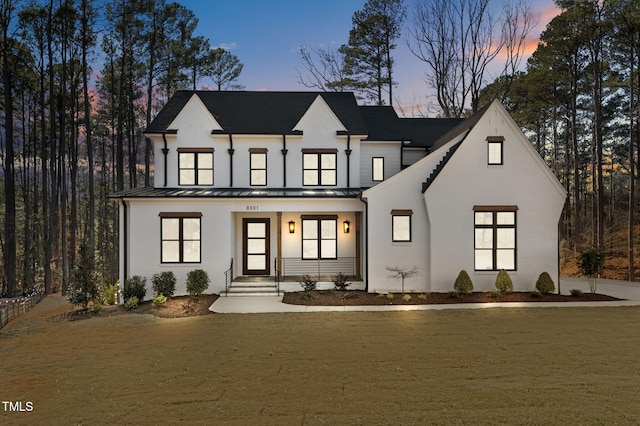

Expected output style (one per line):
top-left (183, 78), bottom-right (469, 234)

top-left (223, 257), bottom-right (364, 296)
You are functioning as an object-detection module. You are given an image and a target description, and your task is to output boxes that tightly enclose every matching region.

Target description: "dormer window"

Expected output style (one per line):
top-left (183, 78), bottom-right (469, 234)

top-left (302, 149), bottom-right (337, 186)
top-left (487, 137), bottom-right (504, 165)
top-left (178, 148), bottom-right (214, 185)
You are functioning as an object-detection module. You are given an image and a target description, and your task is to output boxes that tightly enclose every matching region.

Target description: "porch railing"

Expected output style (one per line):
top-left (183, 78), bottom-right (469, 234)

top-left (224, 258), bottom-right (233, 295)
top-left (280, 257), bottom-right (357, 280)
top-left (274, 257), bottom-right (280, 295)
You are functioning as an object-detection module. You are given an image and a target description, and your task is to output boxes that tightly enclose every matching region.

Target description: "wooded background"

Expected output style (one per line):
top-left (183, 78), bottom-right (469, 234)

top-left (1, 0), bottom-right (639, 297)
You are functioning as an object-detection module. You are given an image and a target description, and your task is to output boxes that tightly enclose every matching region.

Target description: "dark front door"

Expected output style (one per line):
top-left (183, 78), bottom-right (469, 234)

top-left (242, 218), bottom-right (270, 275)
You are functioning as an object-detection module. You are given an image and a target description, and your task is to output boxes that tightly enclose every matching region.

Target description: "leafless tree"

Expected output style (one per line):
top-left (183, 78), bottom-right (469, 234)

top-left (297, 44), bottom-right (350, 92)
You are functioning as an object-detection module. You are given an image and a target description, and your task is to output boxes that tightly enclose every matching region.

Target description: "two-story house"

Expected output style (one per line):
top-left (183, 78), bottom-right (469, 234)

top-left (110, 91), bottom-right (566, 298)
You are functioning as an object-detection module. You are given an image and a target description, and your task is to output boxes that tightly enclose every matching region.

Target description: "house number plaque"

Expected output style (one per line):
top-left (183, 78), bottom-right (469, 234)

top-left (246, 205), bottom-right (259, 211)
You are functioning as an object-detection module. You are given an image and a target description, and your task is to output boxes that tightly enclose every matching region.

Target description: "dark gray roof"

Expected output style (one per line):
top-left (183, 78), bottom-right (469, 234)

top-left (359, 106), bottom-right (410, 141)
top-left (146, 91), bottom-right (368, 135)
top-left (109, 187), bottom-right (363, 199)
top-left (402, 118), bottom-right (464, 150)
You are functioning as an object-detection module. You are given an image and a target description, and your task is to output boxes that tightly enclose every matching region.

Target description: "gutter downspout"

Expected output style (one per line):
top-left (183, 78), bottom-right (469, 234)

top-left (281, 134), bottom-right (288, 187)
top-left (228, 133), bottom-right (235, 187)
top-left (345, 134), bottom-right (352, 187)
top-left (161, 132), bottom-right (169, 187)
top-left (121, 199), bottom-right (128, 303)
top-left (359, 194), bottom-right (369, 292)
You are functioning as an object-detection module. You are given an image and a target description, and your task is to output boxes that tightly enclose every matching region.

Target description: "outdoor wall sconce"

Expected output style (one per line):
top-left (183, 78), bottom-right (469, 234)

top-left (343, 220), bottom-right (350, 234)
top-left (289, 220), bottom-right (296, 234)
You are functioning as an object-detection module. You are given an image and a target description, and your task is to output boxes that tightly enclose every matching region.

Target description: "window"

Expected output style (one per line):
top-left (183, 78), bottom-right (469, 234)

top-left (303, 150), bottom-right (337, 186)
top-left (474, 206), bottom-right (517, 271)
top-left (302, 216), bottom-right (337, 259)
top-left (178, 149), bottom-right (213, 185)
top-left (391, 209), bottom-right (412, 242)
top-left (372, 157), bottom-right (384, 181)
top-left (250, 149), bottom-right (267, 186)
top-left (487, 137), bottom-right (504, 165)
top-left (160, 213), bottom-right (202, 263)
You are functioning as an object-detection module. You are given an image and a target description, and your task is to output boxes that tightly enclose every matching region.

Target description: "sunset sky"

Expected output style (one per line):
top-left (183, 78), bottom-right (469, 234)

top-left (182, 0), bottom-right (560, 114)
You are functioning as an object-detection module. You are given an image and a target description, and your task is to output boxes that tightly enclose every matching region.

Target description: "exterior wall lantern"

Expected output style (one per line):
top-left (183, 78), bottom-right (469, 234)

top-left (343, 220), bottom-right (350, 234)
top-left (288, 220), bottom-right (296, 234)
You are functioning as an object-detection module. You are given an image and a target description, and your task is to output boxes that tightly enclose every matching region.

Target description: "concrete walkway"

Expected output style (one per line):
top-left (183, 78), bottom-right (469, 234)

top-left (209, 278), bottom-right (640, 314)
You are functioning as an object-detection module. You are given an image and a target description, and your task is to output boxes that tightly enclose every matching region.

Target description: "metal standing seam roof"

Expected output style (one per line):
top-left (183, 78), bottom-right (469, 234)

top-left (108, 187), bottom-right (364, 199)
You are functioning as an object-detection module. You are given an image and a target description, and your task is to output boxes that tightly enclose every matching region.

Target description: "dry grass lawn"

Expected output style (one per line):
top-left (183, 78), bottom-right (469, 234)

top-left (1, 296), bottom-right (640, 425)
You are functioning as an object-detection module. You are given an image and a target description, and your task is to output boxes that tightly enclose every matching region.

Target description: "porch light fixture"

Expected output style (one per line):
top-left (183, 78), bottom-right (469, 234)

top-left (343, 220), bottom-right (350, 234)
top-left (288, 220), bottom-right (296, 234)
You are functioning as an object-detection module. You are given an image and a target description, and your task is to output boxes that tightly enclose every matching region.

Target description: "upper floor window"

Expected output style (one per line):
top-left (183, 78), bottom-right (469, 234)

top-left (160, 212), bottom-right (202, 263)
top-left (178, 148), bottom-right (213, 185)
top-left (474, 206), bottom-right (517, 271)
top-left (487, 136), bottom-right (504, 165)
top-left (250, 149), bottom-right (267, 186)
top-left (372, 157), bottom-right (384, 181)
top-left (302, 149), bottom-right (337, 186)
top-left (391, 209), bottom-right (412, 242)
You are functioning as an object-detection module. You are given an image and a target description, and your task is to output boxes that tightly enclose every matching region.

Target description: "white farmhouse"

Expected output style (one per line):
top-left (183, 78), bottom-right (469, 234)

top-left (110, 91), bottom-right (566, 298)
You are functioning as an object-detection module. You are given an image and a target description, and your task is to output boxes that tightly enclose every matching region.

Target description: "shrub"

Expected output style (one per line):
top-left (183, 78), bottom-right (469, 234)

top-left (152, 294), bottom-right (167, 308)
top-left (530, 290), bottom-right (542, 298)
top-left (152, 271), bottom-right (176, 298)
top-left (67, 242), bottom-right (99, 309)
top-left (402, 294), bottom-right (412, 302)
top-left (490, 289), bottom-right (502, 298)
top-left (186, 269), bottom-right (210, 297)
top-left (418, 293), bottom-right (428, 300)
top-left (536, 272), bottom-right (555, 294)
top-left (570, 289), bottom-right (583, 297)
top-left (333, 272), bottom-right (351, 291)
top-left (299, 274), bottom-right (317, 292)
top-left (341, 292), bottom-right (359, 300)
top-left (448, 291), bottom-right (459, 299)
top-left (88, 303), bottom-right (102, 315)
top-left (125, 296), bottom-right (139, 310)
top-left (124, 276), bottom-right (147, 302)
top-left (453, 270), bottom-right (473, 295)
top-left (102, 282), bottom-right (119, 305)
top-left (495, 269), bottom-right (513, 293)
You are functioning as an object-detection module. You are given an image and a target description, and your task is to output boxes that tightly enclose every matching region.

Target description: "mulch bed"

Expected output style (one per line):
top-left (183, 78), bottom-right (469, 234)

top-left (282, 290), bottom-right (620, 306)
top-left (50, 294), bottom-right (219, 322)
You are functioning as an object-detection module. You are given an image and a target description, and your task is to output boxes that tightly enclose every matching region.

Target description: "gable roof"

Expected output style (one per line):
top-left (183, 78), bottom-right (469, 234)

top-left (146, 91), bottom-right (368, 135)
top-left (430, 102), bottom-right (492, 152)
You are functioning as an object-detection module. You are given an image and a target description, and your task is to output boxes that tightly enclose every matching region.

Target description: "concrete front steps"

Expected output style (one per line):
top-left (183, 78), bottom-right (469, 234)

top-left (224, 279), bottom-right (280, 297)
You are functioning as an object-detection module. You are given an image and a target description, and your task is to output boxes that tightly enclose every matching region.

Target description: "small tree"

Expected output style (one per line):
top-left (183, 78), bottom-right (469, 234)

top-left (578, 246), bottom-right (604, 293)
top-left (67, 242), bottom-right (99, 309)
top-left (186, 269), bottom-right (210, 298)
top-left (152, 271), bottom-right (176, 298)
top-left (454, 270), bottom-right (473, 295)
top-left (536, 272), bottom-right (555, 294)
top-left (386, 265), bottom-right (419, 294)
top-left (495, 269), bottom-right (513, 294)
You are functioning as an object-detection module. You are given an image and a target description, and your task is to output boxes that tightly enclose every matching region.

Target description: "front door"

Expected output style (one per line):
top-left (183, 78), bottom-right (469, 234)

top-left (242, 218), bottom-right (270, 275)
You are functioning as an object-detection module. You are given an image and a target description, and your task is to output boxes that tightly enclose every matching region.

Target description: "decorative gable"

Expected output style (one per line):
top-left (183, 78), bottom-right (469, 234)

top-left (293, 95), bottom-right (347, 135)
top-left (168, 93), bottom-right (222, 136)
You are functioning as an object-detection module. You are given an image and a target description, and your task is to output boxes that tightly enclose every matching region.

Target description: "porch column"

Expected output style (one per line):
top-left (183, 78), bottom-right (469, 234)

top-left (355, 211), bottom-right (362, 280)
top-left (277, 211), bottom-right (282, 279)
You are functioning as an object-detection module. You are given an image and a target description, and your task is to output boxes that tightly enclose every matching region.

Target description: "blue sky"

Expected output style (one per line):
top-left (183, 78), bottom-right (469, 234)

top-left (182, 0), bottom-right (559, 115)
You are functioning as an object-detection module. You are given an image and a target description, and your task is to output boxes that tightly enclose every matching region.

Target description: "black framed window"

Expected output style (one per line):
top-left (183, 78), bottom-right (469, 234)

top-left (391, 209), bottom-right (412, 242)
top-left (250, 150), bottom-right (267, 186)
top-left (178, 149), bottom-right (213, 185)
top-left (160, 213), bottom-right (202, 263)
top-left (372, 157), bottom-right (384, 181)
top-left (302, 216), bottom-right (337, 259)
top-left (303, 150), bottom-right (337, 186)
top-left (474, 206), bottom-right (517, 271)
